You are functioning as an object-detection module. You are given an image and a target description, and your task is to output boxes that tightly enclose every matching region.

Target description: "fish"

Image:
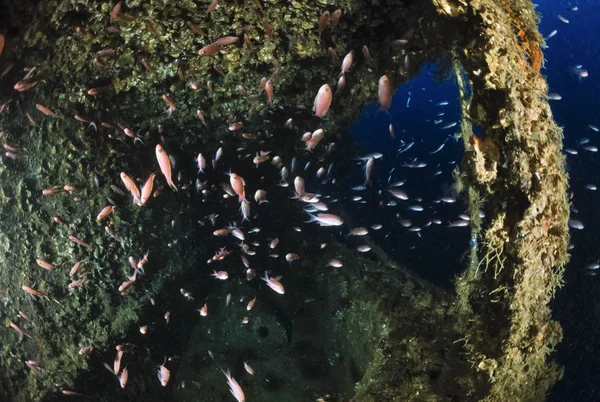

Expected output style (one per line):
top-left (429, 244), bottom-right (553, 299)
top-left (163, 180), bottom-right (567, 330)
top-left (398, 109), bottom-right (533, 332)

top-left (340, 51), bottom-right (353, 76)
top-left (69, 235), bottom-right (91, 249)
top-left (262, 18), bottom-right (274, 39)
top-left (331, 9), bottom-right (342, 30)
top-left (357, 245), bottom-right (371, 252)
top-left (35, 104), bottom-right (56, 116)
top-left (22, 284), bottom-right (49, 300)
top-left (305, 129), bottom-right (325, 151)
top-left (318, 11), bottom-right (330, 36)
top-left (140, 173), bottom-right (156, 205)
top-left (36, 258), bottom-right (57, 271)
top-left (254, 189), bottom-right (268, 204)
top-left (429, 142), bottom-right (446, 154)
top-left (313, 84), bottom-right (332, 118)
top-left (157, 359), bottom-right (170, 386)
top-left (120, 172), bottom-right (141, 204)
top-left (568, 219), bottom-right (584, 230)
top-left (305, 213), bottom-right (343, 226)
top-left (244, 361), bottom-right (254, 375)
top-left (240, 200), bottom-right (251, 222)
top-left (96, 205), bottom-right (115, 221)
top-left (114, 350), bottom-right (123, 375)
top-left (222, 369), bottom-right (246, 402)
top-left (214, 36), bottom-right (239, 46)
top-left (387, 188), bottom-right (408, 200)
top-left (557, 14), bottom-right (569, 24)
top-left (363, 156), bottom-right (375, 186)
top-left (448, 220), bottom-right (469, 227)
top-left (198, 43), bottom-right (223, 56)
top-left (261, 272), bottom-right (285, 294)
top-left (265, 80), bottom-right (274, 103)
top-left (198, 304), bottom-right (208, 316)
top-left (545, 30), bottom-right (558, 40)
top-left (377, 75), bottom-right (393, 115)
top-left (119, 367), bottom-right (129, 388)
top-left (229, 173), bottom-right (246, 202)
top-left (156, 144), bottom-right (177, 191)
top-left (211, 270), bottom-right (229, 280)
top-left (9, 321), bottom-right (32, 339)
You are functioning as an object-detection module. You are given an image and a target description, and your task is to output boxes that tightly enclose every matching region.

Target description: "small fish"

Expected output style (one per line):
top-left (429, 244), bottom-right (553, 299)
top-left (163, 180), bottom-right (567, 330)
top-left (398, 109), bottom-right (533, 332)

top-left (9, 321), bottom-right (32, 339)
top-left (36, 258), bottom-right (57, 271)
top-left (318, 11), bottom-right (330, 36)
top-left (265, 79), bottom-right (274, 104)
top-left (448, 220), bottom-right (469, 228)
top-left (557, 14), bottom-right (569, 24)
top-left (157, 359), bottom-right (171, 386)
top-left (222, 369), bottom-right (246, 402)
top-left (120, 172), bottom-right (141, 204)
top-left (387, 188), bottom-right (408, 200)
top-left (441, 122), bottom-right (457, 130)
top-left (156, 144), bottom-right (177, 191)
top-left (96, 205), bottom-right (115, 221)
top-left (429, 142), bottom-right (445, 154)
top-left (35, 104), bottom-right (56, 116)
top-left (244, 361), bottom-right (254, 375)
top-left (377, 75), bottom-right (393, 114)
top-left (568, 219), bottom-right (584, 230)
top-left (330, 9), bottom-right (342, 30)
top-left (198, 43), bottom-right (223, 56)
top-left (211, 270), bottom-right (229, 280)
top-left (305, 213), bottom-right (343, 226)
top-left (328, 259), bottom-right (343, 267)
top-left (69, 235), bottom-right (91, 249)
top-left (340, 51), bottom-right (353, 76)
top-left (262, 272), bottom-right (284, 294)
top-left (262, 18), bottom-right (274, 40)
top-left (313, 84), bottom-right (332, 118)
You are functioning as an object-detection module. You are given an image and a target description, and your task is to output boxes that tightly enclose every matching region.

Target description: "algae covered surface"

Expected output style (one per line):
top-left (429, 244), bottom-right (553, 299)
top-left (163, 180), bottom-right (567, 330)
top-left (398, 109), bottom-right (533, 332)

top-left (0, 0), bottom-right (569, 401)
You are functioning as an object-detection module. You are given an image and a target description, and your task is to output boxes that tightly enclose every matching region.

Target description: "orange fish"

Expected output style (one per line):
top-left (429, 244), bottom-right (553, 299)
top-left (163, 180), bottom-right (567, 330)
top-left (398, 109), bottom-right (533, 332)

top-left (229, 173), bottom-right (246, 202)
top-left (214, 36), bottom-right (239, 46)
top-left (0, 34), bottom-right (4, 57)
top-left (9, 321), bottom-right (32, 339)
top-left (378, 75), bottom-right (393, 114)
top-left (265, 80), bottom-right (274, 104)
top-left (22, 284), bottom-right (49, 300)
top-left (36, 258), bottom-right (56, 271)
top-left (35, 104), bottom-right (56, 116)
top-left (69, 235), bottom-right (91, 249)
top-left (318, 11), bottom-right (330, 36)
top-left (331, 9), bottom-right (342, 30)
top-left (14, 77), bottom-right (41, 92)
top-left (162, 94), bottom-right (175, 116)
top-left (313, 84), bottom-right (332, 118)
top-left (155, 144), bottom-right (177, 191)
top-left (198, 43), bottom-right (223, 56)
top-left (140, 173), bottom-right (156, 205)
top-left (120, 172), bottom-right (141, 204)
top-left (87, 86), bottom-right (111, 95)
top-left (96, 205), bottom-right (115, 221)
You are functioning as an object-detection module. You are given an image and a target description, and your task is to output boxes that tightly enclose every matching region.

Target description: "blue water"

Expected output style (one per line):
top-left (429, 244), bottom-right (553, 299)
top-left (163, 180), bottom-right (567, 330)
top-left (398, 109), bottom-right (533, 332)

top-left (344, 1), bottom-right (600, 399)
